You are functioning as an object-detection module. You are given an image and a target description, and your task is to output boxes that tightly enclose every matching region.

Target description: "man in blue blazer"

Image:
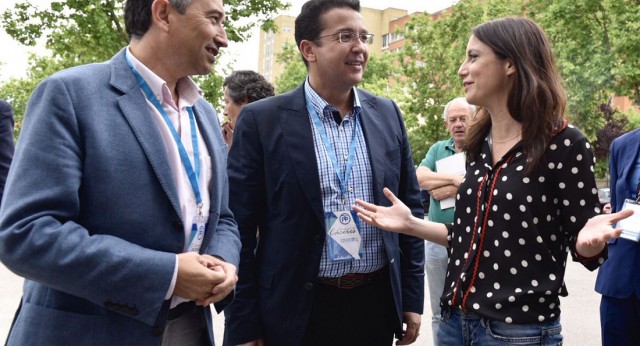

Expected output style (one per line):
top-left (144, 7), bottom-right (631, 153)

top-left (0, 0), bottom-right (240, 345)
top-left (0, 99), bottom-right (14, 208)
top-left (224, 1), bottom-right (424, 345)
top-left (595, 128), bottom-right (640, 345)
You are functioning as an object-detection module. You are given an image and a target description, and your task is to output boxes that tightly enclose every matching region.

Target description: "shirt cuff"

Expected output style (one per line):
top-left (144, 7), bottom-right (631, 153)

top-left (573, 245), bottom-right (608, 270)
top-left (165, 254), bottom-right (178, 300)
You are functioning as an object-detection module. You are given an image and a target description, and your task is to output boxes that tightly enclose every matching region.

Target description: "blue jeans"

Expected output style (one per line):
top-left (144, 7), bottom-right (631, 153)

top-left (425, 240), bottom-right (448, 345)
top-left (438, 308), bottom-right (563, 345)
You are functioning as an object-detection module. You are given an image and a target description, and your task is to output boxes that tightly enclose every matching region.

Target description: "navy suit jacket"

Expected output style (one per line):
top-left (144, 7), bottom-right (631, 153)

top-left (595, 129), bottom-right (640, 299)
top-left (224, 85), bottom-right (425, 345)
top-left (0, 99), bottom-right (14, 208)
top-left (0, 49), bottom-right (241, 345)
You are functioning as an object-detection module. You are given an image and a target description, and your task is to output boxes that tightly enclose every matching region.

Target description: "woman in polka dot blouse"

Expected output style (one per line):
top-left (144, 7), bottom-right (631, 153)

top-left (353, 17), bottom-right (633, 345)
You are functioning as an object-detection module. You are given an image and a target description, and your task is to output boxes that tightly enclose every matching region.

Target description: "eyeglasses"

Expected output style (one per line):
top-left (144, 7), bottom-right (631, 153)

top-left (314, 31), bottom-right (374, 45)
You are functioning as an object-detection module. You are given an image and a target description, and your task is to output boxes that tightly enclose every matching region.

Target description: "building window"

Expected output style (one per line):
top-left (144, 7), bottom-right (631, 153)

top-left (387, 31), bottom-right (405, 44)
top-left (263, 31), bottom-right (275, 81)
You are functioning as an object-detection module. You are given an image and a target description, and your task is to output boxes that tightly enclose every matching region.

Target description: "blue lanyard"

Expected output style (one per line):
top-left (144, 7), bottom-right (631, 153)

top-left (125, 55), bottom-right (203, 213)
top-left (305, 93), bottom-right (360, 206)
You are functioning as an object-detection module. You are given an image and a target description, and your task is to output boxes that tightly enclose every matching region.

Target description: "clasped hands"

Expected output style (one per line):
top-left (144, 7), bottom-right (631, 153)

top-left (174, 252), bottom-right (238, 306)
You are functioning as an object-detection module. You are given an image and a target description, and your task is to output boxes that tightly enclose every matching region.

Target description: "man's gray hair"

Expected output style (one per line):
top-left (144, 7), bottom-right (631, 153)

top-left (171, 0), bottom-right (191, 14)
top-left (443, 97), bottom-right (476, 120)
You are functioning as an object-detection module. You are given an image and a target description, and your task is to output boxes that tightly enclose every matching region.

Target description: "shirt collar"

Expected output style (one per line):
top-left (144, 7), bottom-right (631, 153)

top-left (126, 47), bottom-right (202, 107)
top-left (444, 137), bottom-right (458, 152)
top-left (303, 77), bottom-right (362, 120)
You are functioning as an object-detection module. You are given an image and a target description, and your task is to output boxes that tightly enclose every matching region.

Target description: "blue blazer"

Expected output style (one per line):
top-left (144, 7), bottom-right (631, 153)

top-left (0, 99), bottom-right (14, 208)
top-left (595, 129), bottom-right (640, 299)
top-left (0, 49), bottom-right (240, 345)
top-left (224, 85), bottom-right (425, 345)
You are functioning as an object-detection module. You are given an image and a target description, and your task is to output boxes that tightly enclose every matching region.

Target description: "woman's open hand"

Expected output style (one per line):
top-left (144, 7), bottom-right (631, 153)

top-left (576, 209), bottom-right (634, 257)
top-left (353, 188), bottom-right (413, 234)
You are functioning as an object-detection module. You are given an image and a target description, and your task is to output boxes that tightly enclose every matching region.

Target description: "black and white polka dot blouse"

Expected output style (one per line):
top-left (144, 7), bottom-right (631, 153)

top-left (442, 124), bottom-right (605, 324)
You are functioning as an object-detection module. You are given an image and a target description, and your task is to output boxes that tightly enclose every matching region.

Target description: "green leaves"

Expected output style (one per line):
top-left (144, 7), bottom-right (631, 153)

top-left (273, 42), bottom-right (306, 94)
top-left (527, 0), bottom-right (640, 175)
top-left (223, 0), bottom-right (289, 42)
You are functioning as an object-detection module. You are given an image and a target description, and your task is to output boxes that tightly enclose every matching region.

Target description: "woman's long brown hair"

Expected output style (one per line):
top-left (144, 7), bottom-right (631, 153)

top-left (464, 17), bottom-right (566, 175)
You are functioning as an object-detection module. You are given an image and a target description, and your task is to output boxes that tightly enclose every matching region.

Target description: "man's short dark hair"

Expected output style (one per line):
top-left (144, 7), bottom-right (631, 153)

top-left (125, 0), bottom-right (192, 40)
top-left (223, 71), bottom-right (275, 104)
top-left (294, 0), bottom-right (360, 67)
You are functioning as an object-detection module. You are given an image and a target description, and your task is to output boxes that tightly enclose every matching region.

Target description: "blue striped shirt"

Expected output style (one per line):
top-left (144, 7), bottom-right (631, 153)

top-left (304, 79), bottom-right (387, 278)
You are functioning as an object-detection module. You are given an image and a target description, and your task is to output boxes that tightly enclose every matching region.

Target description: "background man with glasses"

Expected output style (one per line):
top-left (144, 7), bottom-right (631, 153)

top-left (223, 0), bottom-right (424, 345)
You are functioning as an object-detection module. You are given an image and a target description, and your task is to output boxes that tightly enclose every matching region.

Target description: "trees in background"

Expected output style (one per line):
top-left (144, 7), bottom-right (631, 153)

top-left (525, 0), bottom-right (640, 176)
top-left (273, 42), bottom-right (306, 94)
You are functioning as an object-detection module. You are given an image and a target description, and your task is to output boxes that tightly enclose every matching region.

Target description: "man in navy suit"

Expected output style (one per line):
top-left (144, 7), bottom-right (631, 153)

top-left (223, 1), bottom-right (424, 345)
top-left (595, 128), bottom-right (640, 345)
top-left (0, 99), bottom-right (14, 208)
top-left (0, 0), bottom-right (240, 344)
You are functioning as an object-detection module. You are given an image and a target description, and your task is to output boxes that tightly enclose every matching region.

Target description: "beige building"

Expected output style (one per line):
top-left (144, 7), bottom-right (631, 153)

top-left (258, 7), bottom-right (412, 83)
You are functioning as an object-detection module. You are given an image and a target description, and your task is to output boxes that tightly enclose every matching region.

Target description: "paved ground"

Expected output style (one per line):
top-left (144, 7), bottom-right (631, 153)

top-left (0, 259), bottom-right (600, 345)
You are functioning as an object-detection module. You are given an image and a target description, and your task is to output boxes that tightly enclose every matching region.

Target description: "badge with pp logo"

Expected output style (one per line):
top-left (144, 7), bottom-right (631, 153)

top-left (325, 210), bottom-right (362, 262)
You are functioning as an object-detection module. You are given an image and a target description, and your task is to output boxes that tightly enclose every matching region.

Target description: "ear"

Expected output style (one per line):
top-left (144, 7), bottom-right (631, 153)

top-left (151, 0), bottom-right (172, 32)
top-left (505, 59), bottom-right (516, 76)
top-left (299, 40), bottom-right (316, 63)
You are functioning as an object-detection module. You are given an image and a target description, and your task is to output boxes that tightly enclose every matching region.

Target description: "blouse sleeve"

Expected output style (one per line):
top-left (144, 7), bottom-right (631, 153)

top-left (551, 130), bottom-right (605, 270)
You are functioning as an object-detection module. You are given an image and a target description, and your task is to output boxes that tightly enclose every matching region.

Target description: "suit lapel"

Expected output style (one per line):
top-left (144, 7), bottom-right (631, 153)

top-left (110, 50), bottom-right (182, 219)
top-left (358, 90), bottom-right (386, 205)
top-left (280, 86), bottom-right (325, 224)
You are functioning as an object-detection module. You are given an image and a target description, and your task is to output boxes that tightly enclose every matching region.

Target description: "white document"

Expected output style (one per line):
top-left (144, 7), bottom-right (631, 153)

top-left (435, 152), bottom-right (466, 210)
top-left (618, 199), bottom-right (640, 242)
